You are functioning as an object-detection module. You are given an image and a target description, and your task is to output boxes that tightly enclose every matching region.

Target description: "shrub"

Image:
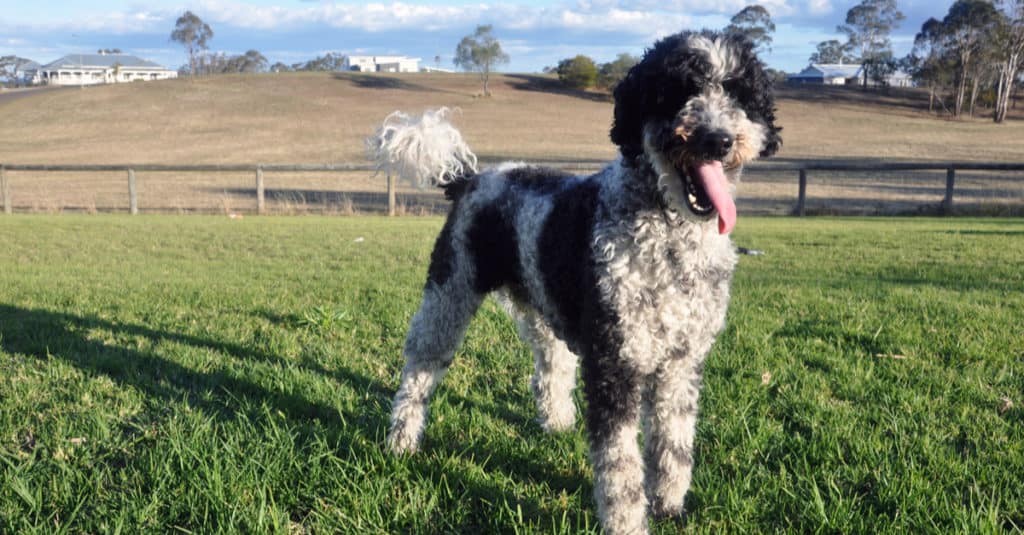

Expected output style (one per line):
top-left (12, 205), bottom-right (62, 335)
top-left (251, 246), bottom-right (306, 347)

top-left (557, 55), bottom-right (598, 89)
top-left (598, 53), bottom-right (639, 89)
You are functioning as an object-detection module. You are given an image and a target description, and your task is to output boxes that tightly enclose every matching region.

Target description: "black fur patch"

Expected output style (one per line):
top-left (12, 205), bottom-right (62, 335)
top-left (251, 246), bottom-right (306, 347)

top-left (426, 204), bottom-right (459, 287)
top-left (441, 174), bottom-right (474, 201)
top-left (467, 203), bottom-right (521, 293)
top-left (538, 180), bottom-right (601, 341)
top-left (579, 267), bottom-right (637, 446)
top-left (507, 166), bottom-right (574, 195)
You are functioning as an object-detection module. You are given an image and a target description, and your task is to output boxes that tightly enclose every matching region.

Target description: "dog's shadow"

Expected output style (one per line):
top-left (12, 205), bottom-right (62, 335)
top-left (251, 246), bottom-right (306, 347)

top-left (0, 304), bottom-right (593, 531)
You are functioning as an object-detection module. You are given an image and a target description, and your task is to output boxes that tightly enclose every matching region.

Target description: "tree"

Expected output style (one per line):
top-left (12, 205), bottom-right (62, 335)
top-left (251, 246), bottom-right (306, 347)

top-left (908, 17), bottom-right (958, 113)
top-left (992, 0), bottom-right (1024, 122)
top-left (809, 40), bottom-right (856, 63)
top-left (291, 53), bottom-right (345, 72)
top-left (938, 0), bottom-right (1000, 117)
top-left (170, 11), bottom-right (214, 79)
top-left (0, 56), bottom-right (33, 85)
top-left (725, 5), bottom-right (776, 53)
top-left (598, 53), bottom-right (639, 89)
top-left (863, 50), bottom-right (898, 88)
top-left (454, 24), bottom-right (509, 96)
top-left (270, 62), bottom-right (292, 73)
top-left (557, 55), bottom-right (598, 89)
top-left (228, 50), bottom-right (268, 73)
top-left (838, 0), bottom-right (905, 88)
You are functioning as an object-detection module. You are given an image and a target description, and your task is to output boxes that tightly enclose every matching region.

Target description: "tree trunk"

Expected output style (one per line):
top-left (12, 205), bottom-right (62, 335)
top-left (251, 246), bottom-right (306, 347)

top-left (994, 52), bottom-right (1021, 123)
top-left (954, 76), bottom-right (965, 117)
top-left (995, 69), bottom-right (1007, 122)
top-left (969, 77), bottom-right (980, 117)
top-left (929, 85), bottom-right (935, 113)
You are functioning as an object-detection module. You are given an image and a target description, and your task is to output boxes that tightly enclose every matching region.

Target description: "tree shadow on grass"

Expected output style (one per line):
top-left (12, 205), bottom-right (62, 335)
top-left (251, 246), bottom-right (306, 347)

top-left (332, 72), bottom-right (455, 94)
top-left (0, 304), bottom-right (589, 530)
top-left (505, 74), bottom-right (612, 103)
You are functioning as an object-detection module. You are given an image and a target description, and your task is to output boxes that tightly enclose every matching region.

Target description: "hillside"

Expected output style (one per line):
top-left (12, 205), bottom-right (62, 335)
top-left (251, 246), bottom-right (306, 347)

top-left (2, 72), bottom-right (1023, 165)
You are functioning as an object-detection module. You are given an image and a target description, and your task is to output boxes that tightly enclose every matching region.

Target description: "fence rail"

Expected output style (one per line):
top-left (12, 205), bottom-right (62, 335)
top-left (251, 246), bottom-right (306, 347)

top-left (1, 160), bottom-right (1022, 217)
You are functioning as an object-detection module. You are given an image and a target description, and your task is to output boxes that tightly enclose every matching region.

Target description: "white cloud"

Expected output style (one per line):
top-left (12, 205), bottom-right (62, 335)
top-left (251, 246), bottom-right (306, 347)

top-left (1, 1), bottom-right (715, 38)
top-left (806, 0), bottom-right (833, 15)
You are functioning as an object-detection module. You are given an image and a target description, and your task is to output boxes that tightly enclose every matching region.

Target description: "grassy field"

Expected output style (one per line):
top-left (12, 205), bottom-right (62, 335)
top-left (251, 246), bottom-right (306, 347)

top-left (1, 215), bottom-right (1021, 533)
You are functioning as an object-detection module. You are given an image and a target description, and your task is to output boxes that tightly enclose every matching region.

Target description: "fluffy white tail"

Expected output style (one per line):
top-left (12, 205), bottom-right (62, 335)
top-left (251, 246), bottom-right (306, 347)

top-left (367, 107), bottom-right (478, 189)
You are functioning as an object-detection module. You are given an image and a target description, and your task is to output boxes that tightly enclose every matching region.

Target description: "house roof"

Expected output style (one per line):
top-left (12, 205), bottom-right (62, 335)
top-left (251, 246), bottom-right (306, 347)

top-left (41, 53), bottom-right (170, 70)
top-left (789, 63), bottom-right (863, 79)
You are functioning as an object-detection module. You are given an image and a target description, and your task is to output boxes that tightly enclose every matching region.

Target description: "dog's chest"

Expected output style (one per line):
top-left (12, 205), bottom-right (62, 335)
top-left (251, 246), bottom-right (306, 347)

top-left (595, 217), bottom-right (737, 372)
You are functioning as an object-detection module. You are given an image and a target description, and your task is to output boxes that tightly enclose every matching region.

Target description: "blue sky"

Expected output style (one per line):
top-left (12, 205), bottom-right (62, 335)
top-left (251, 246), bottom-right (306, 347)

top-left (1, 0), bottom-right (955, 73)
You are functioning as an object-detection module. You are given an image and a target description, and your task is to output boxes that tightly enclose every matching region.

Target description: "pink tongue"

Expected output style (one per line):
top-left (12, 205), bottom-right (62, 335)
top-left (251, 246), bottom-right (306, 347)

top-left (693, 161), bottom-right (736, 234)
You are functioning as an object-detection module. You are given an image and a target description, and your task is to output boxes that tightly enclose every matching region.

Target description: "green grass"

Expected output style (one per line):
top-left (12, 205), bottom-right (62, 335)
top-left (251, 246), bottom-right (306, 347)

top-left (1, 215), bottom-right (1022, 534)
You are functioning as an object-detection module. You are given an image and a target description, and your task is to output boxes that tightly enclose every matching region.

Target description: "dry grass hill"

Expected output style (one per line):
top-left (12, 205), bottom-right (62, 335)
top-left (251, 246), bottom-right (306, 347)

top-left (2, 72), bottom-right (1022, 165)
top-left (1, 73), bottom-right (1021, 216)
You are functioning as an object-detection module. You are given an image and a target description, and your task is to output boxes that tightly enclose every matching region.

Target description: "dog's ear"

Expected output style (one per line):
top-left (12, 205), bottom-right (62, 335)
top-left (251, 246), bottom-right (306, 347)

top-left (610, 33), bottom-right (703, 162)
top-left (609, 62), bottom-right (648, 161)
top-left (722, 33), bottom-right (782, 158)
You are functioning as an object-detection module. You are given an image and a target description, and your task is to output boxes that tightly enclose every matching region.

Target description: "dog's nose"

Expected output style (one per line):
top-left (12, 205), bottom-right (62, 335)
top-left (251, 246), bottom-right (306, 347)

top-left (703, 131), bottom-right (733, 158)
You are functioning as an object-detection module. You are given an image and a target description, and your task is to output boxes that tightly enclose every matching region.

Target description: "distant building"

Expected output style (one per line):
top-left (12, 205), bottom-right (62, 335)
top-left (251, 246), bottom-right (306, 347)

top-left (343, 55), bottom-right (421, 73)
top-left (788, 63), bottom-right (912, 88)
top-left (30, 52), bottom-right (177, 86)
top-left (787, 63), bottom-right (863, 85)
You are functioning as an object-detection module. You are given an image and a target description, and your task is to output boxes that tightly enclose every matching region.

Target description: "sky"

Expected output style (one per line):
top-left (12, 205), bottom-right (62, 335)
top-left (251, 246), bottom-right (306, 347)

top-left (0, 0), bottom-right (957, 74)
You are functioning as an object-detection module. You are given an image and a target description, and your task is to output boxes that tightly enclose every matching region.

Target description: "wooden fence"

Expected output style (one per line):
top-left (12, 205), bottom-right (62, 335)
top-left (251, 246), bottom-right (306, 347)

top-left (1, 161), bottom-right (1022, 216)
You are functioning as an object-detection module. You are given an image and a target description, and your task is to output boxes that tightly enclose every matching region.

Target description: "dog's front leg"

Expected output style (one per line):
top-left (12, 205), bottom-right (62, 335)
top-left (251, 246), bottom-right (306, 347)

top-left (583, 351), bottom-right (649, 535)
top-left (643, 349), bottom-right (705, 518)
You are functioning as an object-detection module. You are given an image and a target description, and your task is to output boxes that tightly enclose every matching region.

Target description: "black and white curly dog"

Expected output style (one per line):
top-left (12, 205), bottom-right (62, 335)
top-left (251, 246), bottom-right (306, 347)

top-left (371, 30), bottom-right (780, 534)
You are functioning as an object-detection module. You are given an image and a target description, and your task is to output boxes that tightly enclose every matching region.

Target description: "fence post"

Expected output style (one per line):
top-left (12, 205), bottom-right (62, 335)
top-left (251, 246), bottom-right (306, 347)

top-left (797, 169), bottom-right (807, 217)
top-left (387, 172), bottom-right (396, 216)
top-left (1, 165), bottom-right (10, 215)
top-left (942, 167), bottom-right (955, 215)
top-left (256, 166), bottom-right (265, 215)
top-left (128, 168), bottom-right (138, 215)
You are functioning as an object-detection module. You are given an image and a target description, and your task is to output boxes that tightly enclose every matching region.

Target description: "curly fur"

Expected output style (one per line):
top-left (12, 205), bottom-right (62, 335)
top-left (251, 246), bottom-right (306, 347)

top-left (367, 107), bottom-right (478, 189)
top-left (381, 30), bottom-right (780, 535)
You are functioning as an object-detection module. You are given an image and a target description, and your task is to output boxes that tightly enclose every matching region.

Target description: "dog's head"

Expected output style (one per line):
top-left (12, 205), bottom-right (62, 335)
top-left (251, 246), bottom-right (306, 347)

top-left (610, 30), bottom-right (782, 233)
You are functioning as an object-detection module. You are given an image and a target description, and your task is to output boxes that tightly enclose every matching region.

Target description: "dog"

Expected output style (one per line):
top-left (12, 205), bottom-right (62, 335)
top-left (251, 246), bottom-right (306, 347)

top-left (370, 29), bottom-right (780, 534)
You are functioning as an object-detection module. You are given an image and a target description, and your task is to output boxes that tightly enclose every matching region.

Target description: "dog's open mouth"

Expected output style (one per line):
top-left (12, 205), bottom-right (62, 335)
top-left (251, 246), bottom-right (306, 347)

top-left (683, 168), bottom-right (715, 216)
top-left (680, 160), bottom-right (736, 235)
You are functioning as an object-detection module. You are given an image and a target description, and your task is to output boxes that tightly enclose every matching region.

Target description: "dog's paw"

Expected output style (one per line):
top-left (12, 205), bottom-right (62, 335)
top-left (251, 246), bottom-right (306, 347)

top-left (386, 428), bottom-right (421, 454)
top-left (648, 498), bottom-right (685, 520)
top-left (538, 410), bottom-right (576, 433)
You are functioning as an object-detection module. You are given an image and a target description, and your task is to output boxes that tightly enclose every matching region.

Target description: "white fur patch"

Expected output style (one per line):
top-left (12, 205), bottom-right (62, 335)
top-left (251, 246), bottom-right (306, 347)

top-left (686, 35), bottom-right (739, 83)
top-left (367, 107), bottom-right (478, 189)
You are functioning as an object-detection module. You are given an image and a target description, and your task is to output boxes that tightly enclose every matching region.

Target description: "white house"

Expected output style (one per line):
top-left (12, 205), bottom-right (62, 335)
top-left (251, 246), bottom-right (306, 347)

top-left (787, 63), bottom-right (863, 85)
top-left (343, 55), bottom-right (421, 73)
top-left (788, 63), bottom-right (913, 88)
top-left (30, 52), bottom-right (177, 86)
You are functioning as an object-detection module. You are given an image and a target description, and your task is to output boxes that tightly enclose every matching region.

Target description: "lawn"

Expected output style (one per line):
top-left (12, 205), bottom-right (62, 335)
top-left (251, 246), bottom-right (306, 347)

top-left (1, 215), bottom-right (1022, 533)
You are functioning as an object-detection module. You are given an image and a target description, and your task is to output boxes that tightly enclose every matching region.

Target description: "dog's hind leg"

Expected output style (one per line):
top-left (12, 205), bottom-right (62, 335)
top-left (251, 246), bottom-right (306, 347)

top-left (387, 278), bottom-right (483, 454)
top-left (506, 301), bottom-right (578, 433)
top-left (642, 348), bottom-right (706, 518)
